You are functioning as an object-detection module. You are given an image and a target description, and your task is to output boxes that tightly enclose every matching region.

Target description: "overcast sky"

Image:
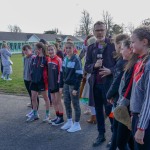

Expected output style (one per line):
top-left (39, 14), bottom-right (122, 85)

top-left (0, 0), bottom-right (149, 35)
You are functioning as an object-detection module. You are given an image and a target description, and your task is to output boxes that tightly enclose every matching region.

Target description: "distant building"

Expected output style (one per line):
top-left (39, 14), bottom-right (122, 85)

top-left (0, 32), bottom-right (84, 53)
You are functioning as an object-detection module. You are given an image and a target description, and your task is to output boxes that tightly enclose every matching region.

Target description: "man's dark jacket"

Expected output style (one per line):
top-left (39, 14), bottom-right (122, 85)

top-left (84, 38), bottom-right (116, 106)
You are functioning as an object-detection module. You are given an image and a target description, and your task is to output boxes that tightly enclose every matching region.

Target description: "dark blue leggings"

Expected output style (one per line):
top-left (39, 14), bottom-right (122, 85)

top-left (110, 118), bottom-right (134, 150)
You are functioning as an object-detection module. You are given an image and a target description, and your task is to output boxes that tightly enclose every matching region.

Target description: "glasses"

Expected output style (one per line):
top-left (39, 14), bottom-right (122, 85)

top-left (95, 29), bottom-right (105, 32)
top-left (65, 47), bottom-right (72, 49)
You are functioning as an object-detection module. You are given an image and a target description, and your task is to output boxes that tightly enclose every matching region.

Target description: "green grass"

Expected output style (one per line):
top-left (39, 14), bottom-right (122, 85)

top-left (0, 54), bottom-right (27, 94)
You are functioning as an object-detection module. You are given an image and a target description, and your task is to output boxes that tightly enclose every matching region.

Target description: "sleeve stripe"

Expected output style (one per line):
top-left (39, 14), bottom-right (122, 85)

top-left (75, 70), bottom-right (83, 74)
top-left (138, 72), bottom-right (150, 129)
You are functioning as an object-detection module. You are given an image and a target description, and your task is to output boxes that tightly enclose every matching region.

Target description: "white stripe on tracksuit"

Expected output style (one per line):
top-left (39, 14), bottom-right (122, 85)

top-left (138, 72), bottom-right (150, 130)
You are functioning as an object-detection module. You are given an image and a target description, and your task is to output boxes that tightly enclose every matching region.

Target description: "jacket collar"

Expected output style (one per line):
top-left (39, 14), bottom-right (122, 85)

top-left (93, 38), bottom-right (111, 48)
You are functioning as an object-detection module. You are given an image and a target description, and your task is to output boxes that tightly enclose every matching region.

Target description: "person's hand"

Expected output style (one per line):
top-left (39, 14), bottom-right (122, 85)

top-left (107, 98), bottom-right (114, 104)
top-left (134, 129), bottom-right (145, 145)
top-left (72, 90), bottom-right (77, 96)
top-left (94, 59), bottom-right (103, 68)
top-left (99, 66), bottom-right (111, 78)
top-left (59, 88), bottom-right (63, 94)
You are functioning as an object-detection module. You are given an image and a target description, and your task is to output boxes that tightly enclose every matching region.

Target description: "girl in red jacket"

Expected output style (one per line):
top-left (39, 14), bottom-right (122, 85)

top-left (47, 44), bottom-right (64, 125)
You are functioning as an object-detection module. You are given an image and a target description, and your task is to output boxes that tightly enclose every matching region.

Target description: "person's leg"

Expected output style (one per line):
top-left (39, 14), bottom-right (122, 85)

top-left (26, 90), bottom-right (39, 122)
top-left (67, 85), bottom-right (81, 132)
top-left (52, 92), bottom-right (64, 125)
top-left (69, 86), bottom-right (81, 122)
top-left (41, 91), bottom-right (50, 116)
top-left (116, 122), bottom-right (132, 150)
top-left (90, 106), bottom-right (96, 115)
top-left (104, 100), bottom-right (113, 132)
top-left (2, 67), bottom-right (6, 79)
top-left (87, 106), bottom-right (97, 124)
top-left (48, 88), bottom-right (52, 106)
top-left (93, 84), bottom-right (106, 147)
top-left (27, 81), bottom-right (39, 110)
top-left (63, 84), bottom-right (72, 120)
top-left (1, 61), bottom-right (3, 74)
top-left (61, 84), bottom-right (73, 130)
top-left (51, 93), bottom-right (59, 116)
top-left (6, 74), bottom-right (9, 79)
top-left (128, 134), bottom-right (134, 150)
top-left (55, 92), bottom-right (63, 118)
top-left (24, 80), bottom-right (32, 107)
top-left (94, 84), bottom-right (105, 134)
top-left (31, 90), bottom-right (38, 111)
top-left (109, 119), bottom-right (118, 150)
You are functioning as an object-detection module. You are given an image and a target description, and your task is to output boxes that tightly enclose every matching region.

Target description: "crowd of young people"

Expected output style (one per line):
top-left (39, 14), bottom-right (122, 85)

top-left (22, 22), bottom-right (150, 150)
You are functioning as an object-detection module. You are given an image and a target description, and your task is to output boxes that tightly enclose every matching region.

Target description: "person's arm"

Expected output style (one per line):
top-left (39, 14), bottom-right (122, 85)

top-left (59, 59), bottom-right (65, 89)
top-left (58, 57), bottom-right (62, 82)
top-left (5, 49), bottom-right (12, 57)
top-left (134, 71), bottom-right (150, 145)
top-left (84, 46), bottom-right (96, 74)
top-left (137, 71), bottom-right (150, 130)
top-left (107, 62), bottom-right (125, 99)
top-left (74, 57), bottom-right (83, 91)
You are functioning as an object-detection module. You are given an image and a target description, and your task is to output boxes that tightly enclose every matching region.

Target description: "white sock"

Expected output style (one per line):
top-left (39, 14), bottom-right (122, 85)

top-left (67, 118), bottom-right (72, 122)
top-left (74, 122), bottom-right (80, 125)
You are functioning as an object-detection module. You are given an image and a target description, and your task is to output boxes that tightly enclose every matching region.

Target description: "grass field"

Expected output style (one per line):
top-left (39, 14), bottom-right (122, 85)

top-left (0, 54), bottom-right (27, 94)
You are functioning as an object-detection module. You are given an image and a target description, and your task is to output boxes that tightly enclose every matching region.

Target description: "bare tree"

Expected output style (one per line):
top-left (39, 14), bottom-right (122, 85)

top-left (75, 10), bottom-right (93, 36)
top-left (102, 11), bottom-right (113, 36)
top-left (112, 24), bottom-right (124, 35)
top-left (126, 23), bottom-right (135, 34)
top-left (8, 25), bottom-right (22, 32)
top-left (142, 18), bottom-right (150, 26)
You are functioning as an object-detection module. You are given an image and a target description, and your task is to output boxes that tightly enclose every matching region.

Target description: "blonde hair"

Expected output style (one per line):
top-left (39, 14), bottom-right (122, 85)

top-left (2, 42), bottom-right (8, 48)
top-left (48, 44), bottom-right (57, 52)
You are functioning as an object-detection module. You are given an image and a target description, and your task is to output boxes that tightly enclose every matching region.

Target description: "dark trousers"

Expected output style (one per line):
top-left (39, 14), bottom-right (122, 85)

top-left (24, 80), bottom-right (39, 109)
top-left (48, 88), bottom-right (52, 104)
top-left (110, 118), bottom-right (134, 150)
top-left (132, 114), bottom-right (150, 150)
top-left (63, 84), bottom-right (81, 122)
top-left (1, 61), bottom-right (3, 73)
top-left (93, 84), bottom-right (112, 134)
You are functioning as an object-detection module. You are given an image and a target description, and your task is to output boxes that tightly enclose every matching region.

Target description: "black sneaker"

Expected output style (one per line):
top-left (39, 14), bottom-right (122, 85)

top-left (49, 117), bottom-right (58, 124)
top-left (52, 117), bottom-right (64, 126)
top-left (92, 134), bottom-right (106, 147)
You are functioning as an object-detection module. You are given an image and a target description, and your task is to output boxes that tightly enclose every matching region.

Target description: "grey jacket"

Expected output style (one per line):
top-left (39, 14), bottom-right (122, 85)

top-left (0, 48), bottom-right (12, 67)
top-left (130, 58), bottom-right (150, 130)
top-left (23, 55), bottom-right (35, 81)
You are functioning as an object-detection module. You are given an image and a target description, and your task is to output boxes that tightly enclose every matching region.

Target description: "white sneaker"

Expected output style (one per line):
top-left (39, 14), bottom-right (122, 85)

top-left (26, 114), bottom-right (39, 122)
top-left (6, 78), bottom-right (12, 81)
top-left (43, 115), bottom-right (51, 122)
top-left (61, 119), bottom-right (73, 130)
top-left (1, 75), bottom-right (4, 79)
top-left (67, 122), bottom-right (81, 133)
top-left (26, 110), bottom-right (33, 117)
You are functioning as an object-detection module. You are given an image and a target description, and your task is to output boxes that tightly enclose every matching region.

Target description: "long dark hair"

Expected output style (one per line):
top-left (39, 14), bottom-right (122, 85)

top-left (113, 34), bottom-right (129, 60)
top-left (123, 39), bottom-right (139, 71)
top-left (36, 42), bottom-right (48, 56)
